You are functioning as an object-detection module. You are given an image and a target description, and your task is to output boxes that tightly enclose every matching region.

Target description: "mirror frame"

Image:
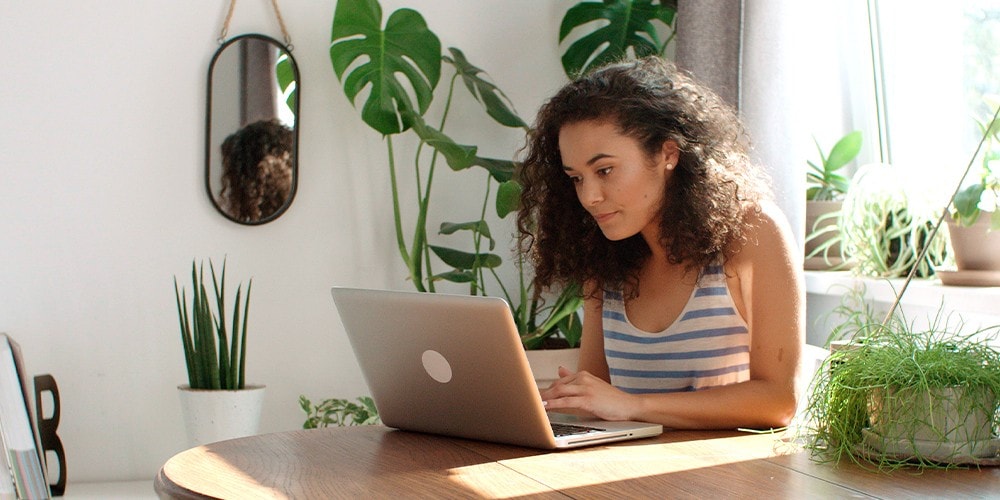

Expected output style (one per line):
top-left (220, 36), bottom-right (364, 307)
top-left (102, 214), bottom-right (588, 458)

top-left (205, 33), bottom-right (300, 225)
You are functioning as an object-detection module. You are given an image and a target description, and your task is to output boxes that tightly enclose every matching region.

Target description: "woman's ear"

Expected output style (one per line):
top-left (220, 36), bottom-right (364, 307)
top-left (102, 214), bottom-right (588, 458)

top-left (661, 140), bottom-right (680, 170)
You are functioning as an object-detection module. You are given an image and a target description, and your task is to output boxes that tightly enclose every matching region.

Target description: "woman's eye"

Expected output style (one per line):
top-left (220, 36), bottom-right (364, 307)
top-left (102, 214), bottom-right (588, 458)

top-left (597, 167), bottom-right (612, 176)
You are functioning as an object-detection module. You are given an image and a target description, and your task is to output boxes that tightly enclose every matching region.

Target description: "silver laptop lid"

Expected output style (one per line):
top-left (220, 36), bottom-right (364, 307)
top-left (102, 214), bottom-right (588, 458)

top-left (331, 286), bottom-right (559, 448)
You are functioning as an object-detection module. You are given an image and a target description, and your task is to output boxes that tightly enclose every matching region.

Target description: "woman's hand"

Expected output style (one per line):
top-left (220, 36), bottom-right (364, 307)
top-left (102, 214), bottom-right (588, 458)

top-left (541, 366), bottom-right (639, 421)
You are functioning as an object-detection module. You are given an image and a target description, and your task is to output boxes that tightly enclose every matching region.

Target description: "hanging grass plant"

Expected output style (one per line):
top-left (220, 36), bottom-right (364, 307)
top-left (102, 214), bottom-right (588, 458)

top-left (173, 258), bottom-right (252, 390)
top-left (804, 297), bottom-right (1000, 470)
top-left (840, 164), bottom-right (949, 278)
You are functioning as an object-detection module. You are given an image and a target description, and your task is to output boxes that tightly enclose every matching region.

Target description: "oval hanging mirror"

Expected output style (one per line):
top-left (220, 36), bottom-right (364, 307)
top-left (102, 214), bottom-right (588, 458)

top-left (206, 33), bottom-right (299, 225)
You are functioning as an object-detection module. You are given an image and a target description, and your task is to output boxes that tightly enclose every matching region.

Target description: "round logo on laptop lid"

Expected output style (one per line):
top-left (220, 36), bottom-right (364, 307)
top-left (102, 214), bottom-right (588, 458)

top-left (421, 350), bottom-right (453, 384)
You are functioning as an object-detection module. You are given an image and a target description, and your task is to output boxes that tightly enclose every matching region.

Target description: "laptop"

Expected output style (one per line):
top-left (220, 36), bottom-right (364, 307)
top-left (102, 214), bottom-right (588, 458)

top-left (330, 286), bottom-right (663, 449)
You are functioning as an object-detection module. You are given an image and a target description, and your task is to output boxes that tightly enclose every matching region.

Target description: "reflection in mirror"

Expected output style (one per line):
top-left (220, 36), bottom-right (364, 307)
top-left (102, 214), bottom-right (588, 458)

top-left (206, 34), bottom-right (299, 225)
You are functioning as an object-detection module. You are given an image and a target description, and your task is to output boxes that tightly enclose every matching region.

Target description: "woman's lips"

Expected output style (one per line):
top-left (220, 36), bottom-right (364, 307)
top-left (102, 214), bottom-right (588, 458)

top-left (593, 212), bottom-right (616, 224)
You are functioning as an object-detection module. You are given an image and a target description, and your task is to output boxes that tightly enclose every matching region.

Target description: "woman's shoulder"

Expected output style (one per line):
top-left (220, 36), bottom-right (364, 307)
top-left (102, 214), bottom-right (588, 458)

top-left (730, 201), bottom-right (798, 268)
top-left (747, 201), bottom-right (793, 234)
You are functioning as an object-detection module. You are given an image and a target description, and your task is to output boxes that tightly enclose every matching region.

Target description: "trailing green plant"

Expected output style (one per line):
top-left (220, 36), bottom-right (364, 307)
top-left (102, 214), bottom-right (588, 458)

top-left (299, 395), bottom-right (380, 428)
top-left (820, 285), bottom-right (883, 347)
top-left (807, 131), bottom-right (862, 202)
top-left (951, 99), bottom-right (1000, 230)
top-left (559, 0), bottom-right (677, 78)
top-left (803, 298), bottom-right (1000, 470)
top-left (173, 258), bottom-right (251, 390)
top-left (840, 164), bottom-right (948, 278)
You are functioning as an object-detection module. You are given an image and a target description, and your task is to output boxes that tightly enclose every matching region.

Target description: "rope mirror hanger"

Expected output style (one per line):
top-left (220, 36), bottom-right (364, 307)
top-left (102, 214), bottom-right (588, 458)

top-left (218, 0), bottom-right (293, 50)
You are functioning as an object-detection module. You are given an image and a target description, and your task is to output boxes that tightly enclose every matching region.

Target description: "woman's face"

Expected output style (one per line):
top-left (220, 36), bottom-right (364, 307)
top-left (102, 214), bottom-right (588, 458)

top-left (559, 120), bottom-right (677, 242)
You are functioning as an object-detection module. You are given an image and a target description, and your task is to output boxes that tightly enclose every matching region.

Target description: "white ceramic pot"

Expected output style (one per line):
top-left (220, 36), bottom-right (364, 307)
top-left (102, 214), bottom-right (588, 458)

top-left (866, 385), bottom-right (997, 459)
top-left (524, 348), bottom-right (580, 389)
top-left (178, 384), bottom-right (266, 448)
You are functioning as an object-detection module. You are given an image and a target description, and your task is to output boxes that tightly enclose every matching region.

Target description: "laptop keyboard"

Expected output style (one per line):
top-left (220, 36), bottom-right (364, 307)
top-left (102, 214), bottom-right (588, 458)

top-left (551, 422), bottom-right (605, 437)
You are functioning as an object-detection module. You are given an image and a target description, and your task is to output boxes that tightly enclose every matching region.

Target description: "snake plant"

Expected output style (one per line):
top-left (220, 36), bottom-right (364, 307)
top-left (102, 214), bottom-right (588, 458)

top-left (173, 258), bottom-right (251, 390)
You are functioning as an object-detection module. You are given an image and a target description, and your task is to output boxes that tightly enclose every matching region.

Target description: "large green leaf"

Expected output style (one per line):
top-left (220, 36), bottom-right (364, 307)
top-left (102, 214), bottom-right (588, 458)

top-left (559, 0), bottom-right (677, 78)
top-left (439, 220), bottom-right (495, 250)
top-left (430, 269), bottom-right (476, 284)
top-left (476, 157), bottom-right (516, 183)
top-left (406, 111), bottom-right (478, 169)
top-left (557, 311), bottom-right (583, 347)
top-left (429, 245), bottom-right (502, 270)
top-left (825, 131), bottom-right (863, 172)
top-left (330, 0), bottom-right (441, 135)
top-left (953, 183), bottom-right (985, 223)
top-left (406, 111), bottom-right (516, 181)
top-left (443, 48), bottom-right (527, 129)
top-left (439, 220), bottom-right (491, 237)
top-left (496, 180), bottom-right (522, 218)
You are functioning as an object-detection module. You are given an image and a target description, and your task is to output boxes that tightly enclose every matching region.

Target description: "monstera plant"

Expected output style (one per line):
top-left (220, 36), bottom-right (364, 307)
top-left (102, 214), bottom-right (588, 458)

top-left (329, 0), bottom-right (582, 349)
top-left (559, 0), bottom-right (677, 78)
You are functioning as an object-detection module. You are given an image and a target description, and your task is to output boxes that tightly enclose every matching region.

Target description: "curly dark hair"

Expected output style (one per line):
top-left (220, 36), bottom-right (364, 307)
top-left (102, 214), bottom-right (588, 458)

top-left (517, 56), bottom-right (771, 298)
top-left (220, 119), bottom-right (294, 222)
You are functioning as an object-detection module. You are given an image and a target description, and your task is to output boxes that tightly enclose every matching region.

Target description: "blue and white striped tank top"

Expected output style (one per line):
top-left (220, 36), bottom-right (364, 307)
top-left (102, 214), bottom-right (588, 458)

top-left (602, 264), bottom-right (750, 394)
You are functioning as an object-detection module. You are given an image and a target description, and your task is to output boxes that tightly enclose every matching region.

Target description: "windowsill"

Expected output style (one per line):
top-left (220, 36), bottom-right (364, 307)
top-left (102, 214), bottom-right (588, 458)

top-left (805, 270), bottom-right (1000, 316)
top-left (804, 270), bottom-right (1000, 347)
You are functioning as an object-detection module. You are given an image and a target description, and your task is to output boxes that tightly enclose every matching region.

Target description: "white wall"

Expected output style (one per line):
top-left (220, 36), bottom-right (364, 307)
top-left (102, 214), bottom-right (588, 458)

top-left (0, 0), bottom-right (572, 483)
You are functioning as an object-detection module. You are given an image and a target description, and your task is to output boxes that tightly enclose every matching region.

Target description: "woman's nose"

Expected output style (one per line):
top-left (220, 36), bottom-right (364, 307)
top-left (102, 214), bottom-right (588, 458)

top-left (577, 180), bottom-right (603, 206)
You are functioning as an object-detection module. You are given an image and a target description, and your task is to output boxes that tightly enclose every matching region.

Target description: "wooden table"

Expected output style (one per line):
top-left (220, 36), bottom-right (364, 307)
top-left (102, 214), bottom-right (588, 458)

top-left (155, 426), bottom-right (1000, 498)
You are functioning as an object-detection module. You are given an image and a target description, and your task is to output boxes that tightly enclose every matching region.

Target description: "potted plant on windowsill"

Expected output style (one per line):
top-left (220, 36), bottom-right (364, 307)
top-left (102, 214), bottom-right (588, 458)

top-left (173, 258), bottom-right (263, 447)
top-left (941, 103), bottom-right (1000, 285)
top-left (838, 163), bottom-right (948, 279)
top-left (805, 131), bottom-right (862, 270)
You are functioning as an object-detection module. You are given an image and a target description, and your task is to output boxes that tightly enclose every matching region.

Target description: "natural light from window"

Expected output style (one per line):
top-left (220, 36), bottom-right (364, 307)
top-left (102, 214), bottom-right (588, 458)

top-left (875, 1), bottom-right (998, 187)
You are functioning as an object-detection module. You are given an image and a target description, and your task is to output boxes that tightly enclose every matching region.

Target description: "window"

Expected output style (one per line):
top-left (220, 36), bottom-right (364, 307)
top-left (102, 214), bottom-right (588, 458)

top-left (873, 1), bottom-right (999, 180)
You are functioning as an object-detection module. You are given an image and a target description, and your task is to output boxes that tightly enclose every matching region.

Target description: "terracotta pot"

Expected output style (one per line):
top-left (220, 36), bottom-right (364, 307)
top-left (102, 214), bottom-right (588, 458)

top-left (948, 217), bottom-right (1000, 271)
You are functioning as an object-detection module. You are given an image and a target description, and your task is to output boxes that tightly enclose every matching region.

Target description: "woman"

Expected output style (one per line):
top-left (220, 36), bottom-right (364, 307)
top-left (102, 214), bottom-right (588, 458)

top-left (517, 57), bottom-right (804, 430)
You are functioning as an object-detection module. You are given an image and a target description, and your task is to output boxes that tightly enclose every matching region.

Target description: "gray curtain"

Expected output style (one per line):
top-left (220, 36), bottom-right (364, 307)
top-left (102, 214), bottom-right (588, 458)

top-left (675, 0), bottom-right (743, 110)
top-left (674, 0), bottom-right (807, 248)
